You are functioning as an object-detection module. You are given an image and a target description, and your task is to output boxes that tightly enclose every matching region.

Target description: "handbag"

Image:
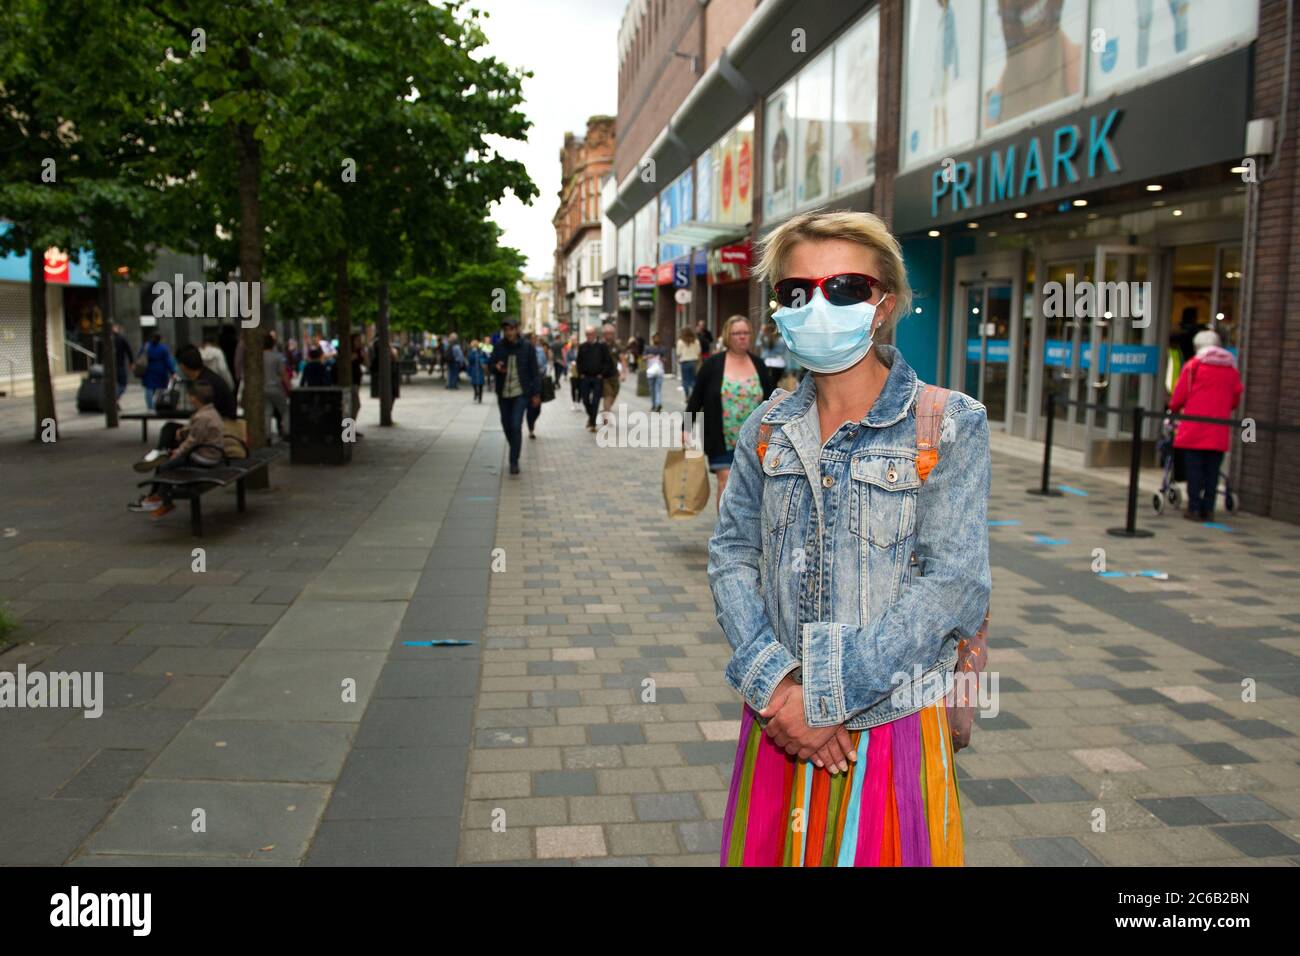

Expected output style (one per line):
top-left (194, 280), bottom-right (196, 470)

top-left (132, 351), bottom-right (148, 379)
top-left (539, 376), bottom-right (556, 403)
top-left (153, 376), bottom-right (182, 413)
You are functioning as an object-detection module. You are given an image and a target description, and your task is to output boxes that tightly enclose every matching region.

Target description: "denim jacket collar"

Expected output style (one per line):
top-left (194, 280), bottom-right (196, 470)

top-left (760, 344), bottom-right (919, 429)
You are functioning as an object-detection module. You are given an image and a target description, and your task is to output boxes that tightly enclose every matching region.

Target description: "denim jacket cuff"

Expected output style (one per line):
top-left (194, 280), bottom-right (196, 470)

top-left (800, 622), bottom-right (848, 728)
top-left (735, 641), bottom-right (800, 713)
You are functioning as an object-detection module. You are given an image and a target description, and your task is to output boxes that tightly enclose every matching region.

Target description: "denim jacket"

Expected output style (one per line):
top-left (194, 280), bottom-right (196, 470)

top-left (707, 345), bottom-right (991, 731)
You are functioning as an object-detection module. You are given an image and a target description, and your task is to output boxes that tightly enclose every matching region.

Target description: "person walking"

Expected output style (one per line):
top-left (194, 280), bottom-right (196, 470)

top-left (567, 337), bottom-right (581, 410)
top-left (200, 334), bottom-right (235, 391)
top-left (1168, 329), bottom-right (1243, 522)
top-left (466, 337), bottom-right (489, 403)
top-left (525, 332), bottom-right (547, 439)
top-left (644, 332), bottom-right (668, 412)
top-left (711, 210), bottom-right (990, 867)
top-left (446, 333), bottom-right (464, 389)
top-left (490, 318), bottom-right (541, 475)
top-left (548, 328), bottom-right (567, 386)
top-left (140, 333), bottom-right (175, 412)
top-left (112, 324), bottom-right (133, 404)
top-left (576, 326), bottom-right (615, 432)
top-left (676, 326), bottom-right (700, 400)
top-left (600, 323), bottom-right (625, 425)
top-left (695, 318), bottom-right (714, 358)
top-left (262, 332), bottom-right (290, 442)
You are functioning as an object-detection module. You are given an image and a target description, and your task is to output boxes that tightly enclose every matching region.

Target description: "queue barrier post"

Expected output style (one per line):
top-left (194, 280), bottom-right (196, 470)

top-left (1107, 405), bottom-right (1155, 538)
top-left (1027, 390), bottom-right (1065, 497)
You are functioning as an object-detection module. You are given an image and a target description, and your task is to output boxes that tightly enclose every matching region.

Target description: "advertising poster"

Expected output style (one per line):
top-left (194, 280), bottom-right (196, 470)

top-left (832, 11), bottom-right (879, 192)
top-left (795, 50), bottom-right (833, 209)
top-left (1088, 0), bottom-right (1256, 95)
top-left (763, 81), bottom-right (795, 221)
top-left (981, 0), bottom-right (1086, 133)
top-left (695, 149), bottom-right (714, 225)
top-left (903, 0), bottom-right (981, 168)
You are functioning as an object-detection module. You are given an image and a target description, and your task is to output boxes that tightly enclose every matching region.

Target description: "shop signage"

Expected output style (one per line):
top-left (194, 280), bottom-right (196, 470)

top-left (632, 289), bottom-right (655, 309)
top-left (966, 339), bottom-right (1011, 364)
top-left (617, 274), bottom-right (630, 291)
top-left (892, 49), bottom-right (1250, 233)
top-left (673, 261), bottom-right (690, 288)
top-left (43, 248), bottom-right (70, 284)
top-left (708, 242), bottom-right (752, 285)
top-left (635, 266), bottom-right (656, 288)
top-left (1044, 340), bottom-right (1159, 375)
top-left (656, 262), bottom-right (674, 285)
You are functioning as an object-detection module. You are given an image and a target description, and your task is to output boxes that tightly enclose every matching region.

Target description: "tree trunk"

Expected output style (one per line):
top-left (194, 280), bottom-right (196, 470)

top-left (334, 248), bottom-right (353, 415)
top-left (29, 250), bottom-right (57, 442)
top-left (100, 266), bottom-right (119, 428)
top-left (377, 280), bottom-right (392, 426)
top-left (233, 120), bottom-right (266, 452)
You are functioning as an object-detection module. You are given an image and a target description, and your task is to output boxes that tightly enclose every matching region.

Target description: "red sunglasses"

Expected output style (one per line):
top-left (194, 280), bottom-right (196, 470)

top-left (773, 272), bottom-right (884, 308)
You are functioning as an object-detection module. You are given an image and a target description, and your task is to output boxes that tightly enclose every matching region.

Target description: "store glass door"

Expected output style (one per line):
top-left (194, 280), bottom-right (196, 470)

top-left (962, 280), bottom-right (1011, 425)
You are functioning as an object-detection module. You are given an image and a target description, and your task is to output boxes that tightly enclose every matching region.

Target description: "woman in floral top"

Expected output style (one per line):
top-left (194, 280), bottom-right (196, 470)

top-left (685, 315), bottom-right (778, 508)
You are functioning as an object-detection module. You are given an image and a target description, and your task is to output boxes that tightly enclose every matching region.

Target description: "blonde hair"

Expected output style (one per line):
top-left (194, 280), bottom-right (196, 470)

top-left (756, 210), bottom-right (912, 328)
top-left (719, 314), bottom-right (753, 351)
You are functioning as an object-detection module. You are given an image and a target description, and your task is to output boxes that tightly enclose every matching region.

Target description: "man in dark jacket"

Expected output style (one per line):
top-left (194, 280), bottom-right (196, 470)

top-left (489, 317), bottom-right (541, 475)
top-left (575, 325), bottom-right (616, 432)
top-left (113, 324), bottom-right (133, 401)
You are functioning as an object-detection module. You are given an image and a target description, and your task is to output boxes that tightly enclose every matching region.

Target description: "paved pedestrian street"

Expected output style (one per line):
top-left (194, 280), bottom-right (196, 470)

top-left (2, 374), bottom-right (1299, 866)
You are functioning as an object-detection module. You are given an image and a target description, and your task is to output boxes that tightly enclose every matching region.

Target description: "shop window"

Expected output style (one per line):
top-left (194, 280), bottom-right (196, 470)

top-left (831, 11), bottom-right (879, 194)
top-left (901, 0), bottom-right (982, 168)
top-left (1087, 0), bottom-right (1257, 98)
top-left (980, 0), bottom-right (1087, 135)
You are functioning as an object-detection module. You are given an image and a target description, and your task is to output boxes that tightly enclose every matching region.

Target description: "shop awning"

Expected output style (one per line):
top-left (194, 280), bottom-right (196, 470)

top-left (654, 221), bottom-right (749, 248)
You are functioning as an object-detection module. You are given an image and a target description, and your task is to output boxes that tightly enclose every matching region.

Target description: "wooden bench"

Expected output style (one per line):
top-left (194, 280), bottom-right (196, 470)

top-left (136, 445), bottom-right (280, 536)
top-left (121, 410), bottom-right (191, 443)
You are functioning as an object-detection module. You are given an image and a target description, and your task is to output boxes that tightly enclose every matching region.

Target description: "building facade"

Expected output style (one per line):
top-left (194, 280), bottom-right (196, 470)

top-left (518, 277), bottom-right (555, 335)
top-left (554, 116), bottom-right (616, 336)
top-left (604, 0), bottom-right (1300, 523)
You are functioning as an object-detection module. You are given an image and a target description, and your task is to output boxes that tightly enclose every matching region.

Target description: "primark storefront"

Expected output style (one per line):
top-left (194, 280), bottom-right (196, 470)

top-left (892, 0), bottom-right (1257, 465)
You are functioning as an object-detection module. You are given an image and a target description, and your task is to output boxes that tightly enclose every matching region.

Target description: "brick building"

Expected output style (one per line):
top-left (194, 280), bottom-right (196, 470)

top-left (553, 116), bottom-right (615, 335)
top-left (602, 0), bottom-right (1300, 522)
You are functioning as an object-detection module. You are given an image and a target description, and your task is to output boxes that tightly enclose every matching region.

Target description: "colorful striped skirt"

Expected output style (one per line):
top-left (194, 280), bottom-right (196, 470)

top-left (720, 700), bottom-right (964, 866)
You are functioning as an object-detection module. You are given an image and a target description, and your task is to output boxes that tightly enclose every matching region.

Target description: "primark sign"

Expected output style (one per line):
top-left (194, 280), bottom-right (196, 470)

top-left (892, 49), bottom-right (1250, 234)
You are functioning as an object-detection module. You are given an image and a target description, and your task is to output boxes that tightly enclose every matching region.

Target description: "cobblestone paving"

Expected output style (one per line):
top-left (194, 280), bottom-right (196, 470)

top-left (2, 371), bottom-right (1299, 866)
top-left (465, 374), bottom-right (1300, 867)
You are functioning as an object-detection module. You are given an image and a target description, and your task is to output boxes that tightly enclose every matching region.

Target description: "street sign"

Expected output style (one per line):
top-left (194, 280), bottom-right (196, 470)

top-left (674, 289), bottom-right (691, 305)
top-left (673, 262), bottom-right (689, 288)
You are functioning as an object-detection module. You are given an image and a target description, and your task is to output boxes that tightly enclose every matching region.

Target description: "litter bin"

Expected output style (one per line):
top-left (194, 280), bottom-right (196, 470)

top-left (636, 365), bottom-right (649, 397)
top-left (290, 386), bottom-right (352, 465)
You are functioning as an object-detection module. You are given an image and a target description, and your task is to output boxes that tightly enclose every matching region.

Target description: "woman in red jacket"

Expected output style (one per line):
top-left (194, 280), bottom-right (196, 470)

top-left (1168, 330), bottom-right (1243, 522)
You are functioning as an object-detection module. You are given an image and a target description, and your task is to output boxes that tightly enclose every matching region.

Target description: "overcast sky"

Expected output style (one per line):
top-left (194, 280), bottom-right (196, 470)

top-left (475, 0), bottom-right (626, 278)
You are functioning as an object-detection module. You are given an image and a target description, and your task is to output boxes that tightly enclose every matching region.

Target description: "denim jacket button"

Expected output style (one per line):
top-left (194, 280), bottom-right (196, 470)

top-left (887, 467), bottom-right (898, 483)
top-left (821, 475), bottom-right (834, 488)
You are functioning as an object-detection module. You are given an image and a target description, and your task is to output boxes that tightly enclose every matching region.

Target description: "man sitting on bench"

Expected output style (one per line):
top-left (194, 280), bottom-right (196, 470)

top-left (129, 382), bottom-right (225, 517)
top-left (132, 344), bottom-right (238, 466)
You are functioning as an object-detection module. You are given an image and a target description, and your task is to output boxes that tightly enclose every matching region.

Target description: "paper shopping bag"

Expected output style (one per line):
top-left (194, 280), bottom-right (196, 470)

top-left (663, 447), bottom-right (710, 518)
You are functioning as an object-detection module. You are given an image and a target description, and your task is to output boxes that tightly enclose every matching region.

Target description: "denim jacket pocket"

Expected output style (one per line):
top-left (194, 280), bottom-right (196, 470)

top-left (848, 454), bottom-right (921, 547)
top-left (760, 439), bottom-right (802, 535)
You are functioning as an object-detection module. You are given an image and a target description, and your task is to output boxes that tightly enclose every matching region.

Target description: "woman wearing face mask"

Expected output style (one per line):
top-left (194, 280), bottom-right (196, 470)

top-left (710, 211), bottom-right (991, 866)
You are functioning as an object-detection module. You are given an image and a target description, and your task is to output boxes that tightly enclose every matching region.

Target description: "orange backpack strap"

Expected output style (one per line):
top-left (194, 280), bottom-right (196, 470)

top-left (914, 383), bottom-right (950, 482)
top-left (754, 390), bottom-right (792, 462)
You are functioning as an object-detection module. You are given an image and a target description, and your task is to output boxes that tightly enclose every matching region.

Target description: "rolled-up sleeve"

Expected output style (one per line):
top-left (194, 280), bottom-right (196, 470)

top-left (800, 403), bottom-right (992, 727)
top-left (707, 408), bottom-right (800, 712)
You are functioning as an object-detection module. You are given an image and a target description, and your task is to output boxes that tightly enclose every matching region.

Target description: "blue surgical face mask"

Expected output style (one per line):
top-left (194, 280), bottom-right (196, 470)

top-left (771, 288), bottom-right (883, 374)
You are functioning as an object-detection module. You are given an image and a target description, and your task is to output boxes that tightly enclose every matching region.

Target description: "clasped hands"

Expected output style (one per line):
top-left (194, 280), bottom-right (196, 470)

top-left (758, 673), bottom-right (856, 775)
